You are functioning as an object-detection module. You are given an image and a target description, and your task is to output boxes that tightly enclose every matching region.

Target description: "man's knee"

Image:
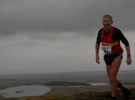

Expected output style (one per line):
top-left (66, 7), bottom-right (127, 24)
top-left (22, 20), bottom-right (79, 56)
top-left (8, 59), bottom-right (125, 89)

top-left (109, 74), bottom-right (117, 83)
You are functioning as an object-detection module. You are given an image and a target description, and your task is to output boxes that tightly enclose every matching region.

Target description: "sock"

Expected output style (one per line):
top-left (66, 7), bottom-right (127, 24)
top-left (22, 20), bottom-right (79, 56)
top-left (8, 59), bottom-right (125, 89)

top-left (111, 96), bottom-right (116, 100)
top-left (122, 87), bottom-right (128, 93)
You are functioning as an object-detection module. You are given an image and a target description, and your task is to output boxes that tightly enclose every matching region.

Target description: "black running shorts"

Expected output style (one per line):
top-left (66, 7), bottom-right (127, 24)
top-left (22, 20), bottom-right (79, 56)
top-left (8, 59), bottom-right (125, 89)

top-left (104, 53), bottom-right (123, 65)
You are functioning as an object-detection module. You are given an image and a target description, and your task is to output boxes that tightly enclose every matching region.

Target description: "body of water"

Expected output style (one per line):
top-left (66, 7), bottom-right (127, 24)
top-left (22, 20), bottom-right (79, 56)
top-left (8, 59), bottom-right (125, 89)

top-left (88, 82), bottom-right (108, 86)
top-left (0, 85), bottom-right (51, 98)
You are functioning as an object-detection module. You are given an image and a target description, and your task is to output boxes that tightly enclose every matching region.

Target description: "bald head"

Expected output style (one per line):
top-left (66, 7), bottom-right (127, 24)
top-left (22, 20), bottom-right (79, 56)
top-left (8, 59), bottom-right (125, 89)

top-left (103, 14), bottom-right (113, 21)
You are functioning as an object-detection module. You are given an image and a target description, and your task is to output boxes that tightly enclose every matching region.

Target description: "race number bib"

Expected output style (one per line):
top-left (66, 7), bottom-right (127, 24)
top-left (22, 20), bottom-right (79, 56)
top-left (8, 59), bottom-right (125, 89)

top-left (101, 46), bottom-right (112, 55)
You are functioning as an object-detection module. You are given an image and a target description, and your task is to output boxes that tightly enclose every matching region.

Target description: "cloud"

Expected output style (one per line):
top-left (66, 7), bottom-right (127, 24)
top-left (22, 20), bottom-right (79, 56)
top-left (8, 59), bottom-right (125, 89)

top-left (0, 32), bottom-right (94, 74)
top-left (0, 0), bottom-right (135, 36)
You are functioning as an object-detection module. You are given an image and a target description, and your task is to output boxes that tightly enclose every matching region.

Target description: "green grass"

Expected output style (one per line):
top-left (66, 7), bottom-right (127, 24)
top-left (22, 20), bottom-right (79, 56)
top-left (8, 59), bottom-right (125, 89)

top-left (20, 88), bottom-right (135, 100)
top-left (20, 91), bottom-right (135, 100)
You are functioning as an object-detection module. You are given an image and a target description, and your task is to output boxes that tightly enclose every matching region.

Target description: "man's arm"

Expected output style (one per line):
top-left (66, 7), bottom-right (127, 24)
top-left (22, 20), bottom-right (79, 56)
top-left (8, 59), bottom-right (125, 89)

top-left (95, 30), bottom-right (101, 64)
top-left (115, 29), bottom-right (132, 65)
top-left (125, 46), bottom-right (132, 65)
top-left (118, 29), bottom-right (132, 65)
top-left (95, 43), bottom-right (100, 64)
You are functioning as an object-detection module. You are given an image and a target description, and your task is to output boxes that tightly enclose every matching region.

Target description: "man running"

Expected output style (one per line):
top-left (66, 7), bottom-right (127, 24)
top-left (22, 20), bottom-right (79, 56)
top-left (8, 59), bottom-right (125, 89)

top-left (95, 14), bottom-right (132, 100)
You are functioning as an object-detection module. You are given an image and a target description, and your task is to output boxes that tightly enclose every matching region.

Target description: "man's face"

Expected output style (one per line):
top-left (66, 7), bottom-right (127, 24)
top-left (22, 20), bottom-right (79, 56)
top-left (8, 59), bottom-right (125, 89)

top-left (102, 17), bottom-right (113, 30)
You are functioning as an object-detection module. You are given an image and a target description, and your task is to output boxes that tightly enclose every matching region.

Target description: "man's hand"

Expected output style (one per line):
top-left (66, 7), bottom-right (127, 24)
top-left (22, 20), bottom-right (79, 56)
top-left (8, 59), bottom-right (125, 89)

top-left (126, 56), bottom-right (132, 65)
top-left (96, 55), bottom-right (100, 64)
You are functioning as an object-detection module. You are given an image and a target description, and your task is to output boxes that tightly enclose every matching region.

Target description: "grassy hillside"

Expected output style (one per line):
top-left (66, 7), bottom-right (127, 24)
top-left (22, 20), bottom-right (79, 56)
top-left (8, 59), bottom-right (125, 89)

top-left (20, 88), bottom-right (135, 100)
top-left (0, 86), bottom-right (135, 100)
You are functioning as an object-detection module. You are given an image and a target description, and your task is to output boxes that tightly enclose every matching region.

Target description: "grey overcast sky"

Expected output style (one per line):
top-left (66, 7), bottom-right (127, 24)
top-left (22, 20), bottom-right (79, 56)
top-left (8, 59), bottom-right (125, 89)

top-left (0, 0), bottom-right (135, 75)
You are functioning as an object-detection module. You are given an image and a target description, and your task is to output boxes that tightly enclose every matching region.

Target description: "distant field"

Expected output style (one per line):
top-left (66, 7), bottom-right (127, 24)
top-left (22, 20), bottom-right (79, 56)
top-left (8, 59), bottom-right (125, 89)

top-left (48, 86), bottom-right (110, 95)
top-left (19, 86), bottom-right (135, 100)
top-left (0, 85), bottom-right (135, 100)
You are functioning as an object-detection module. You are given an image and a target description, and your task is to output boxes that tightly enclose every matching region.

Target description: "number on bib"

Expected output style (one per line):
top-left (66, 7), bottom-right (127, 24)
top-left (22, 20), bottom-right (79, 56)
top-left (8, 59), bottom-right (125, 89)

top-left (101, 46), bottom-right (112, 54)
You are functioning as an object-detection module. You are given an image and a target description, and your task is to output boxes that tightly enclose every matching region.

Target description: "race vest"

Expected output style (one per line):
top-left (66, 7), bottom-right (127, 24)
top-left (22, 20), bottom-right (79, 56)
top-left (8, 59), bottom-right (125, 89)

top-left (101, 26), bottom-right (123, 55)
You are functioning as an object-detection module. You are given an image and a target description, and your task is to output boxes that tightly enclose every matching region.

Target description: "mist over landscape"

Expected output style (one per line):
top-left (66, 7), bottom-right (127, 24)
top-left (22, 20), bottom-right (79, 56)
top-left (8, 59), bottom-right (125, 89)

top-left (0, 0), bottom-right (135, 75)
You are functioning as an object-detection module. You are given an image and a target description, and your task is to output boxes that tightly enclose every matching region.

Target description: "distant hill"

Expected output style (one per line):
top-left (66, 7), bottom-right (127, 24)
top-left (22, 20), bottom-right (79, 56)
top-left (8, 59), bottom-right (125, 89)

top-left (0, 70), bottom-right (135, 84)
top-left (45, 81), bottom-right (89, 86)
